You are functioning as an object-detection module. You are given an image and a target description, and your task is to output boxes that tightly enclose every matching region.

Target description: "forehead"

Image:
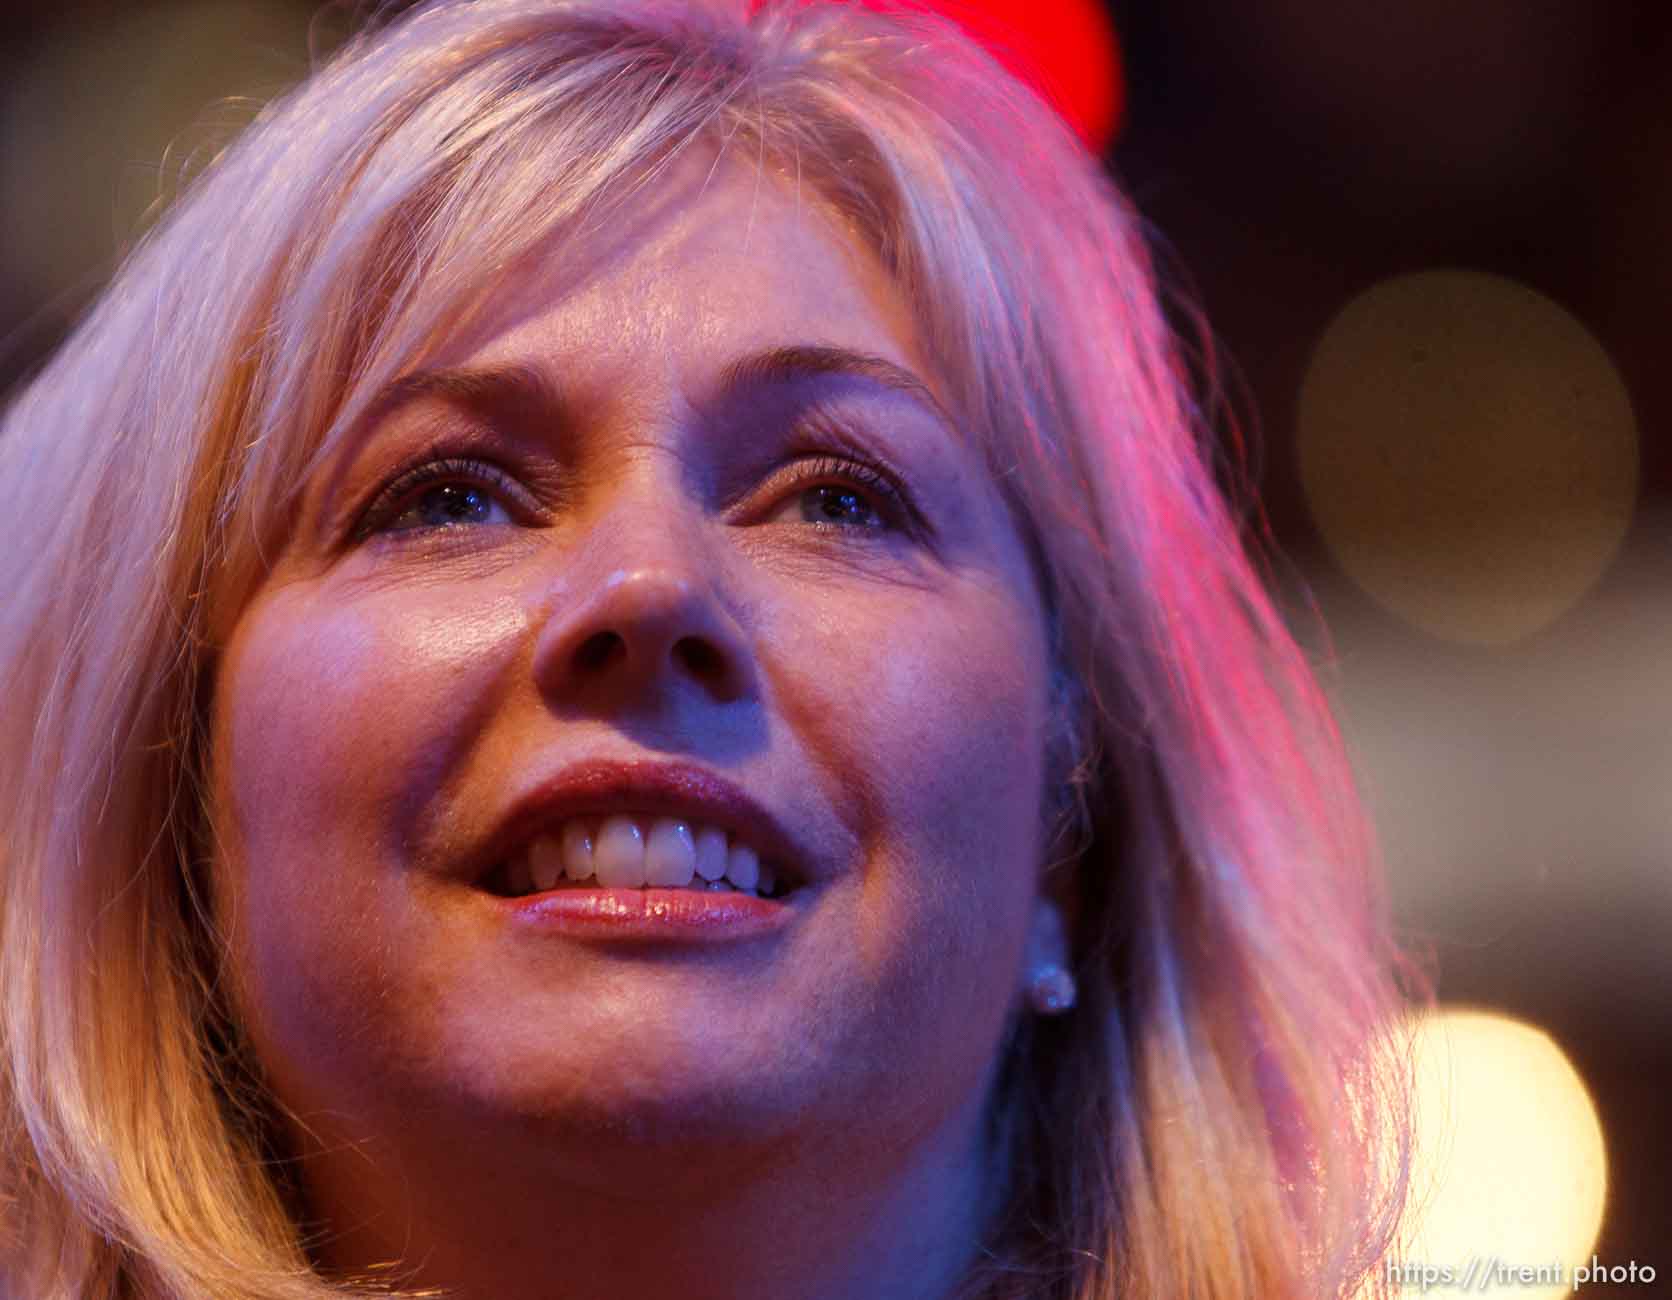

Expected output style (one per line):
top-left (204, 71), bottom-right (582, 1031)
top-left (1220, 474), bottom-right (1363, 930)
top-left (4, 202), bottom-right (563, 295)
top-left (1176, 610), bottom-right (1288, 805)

top-left (418, 149), bottom-right (931, 410)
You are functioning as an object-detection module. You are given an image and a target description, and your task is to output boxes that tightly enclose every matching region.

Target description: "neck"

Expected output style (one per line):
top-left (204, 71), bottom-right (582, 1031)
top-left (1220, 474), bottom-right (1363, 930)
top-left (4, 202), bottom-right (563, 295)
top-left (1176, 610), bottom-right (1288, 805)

top-left (303, 1095), bottom-right (998, 1300)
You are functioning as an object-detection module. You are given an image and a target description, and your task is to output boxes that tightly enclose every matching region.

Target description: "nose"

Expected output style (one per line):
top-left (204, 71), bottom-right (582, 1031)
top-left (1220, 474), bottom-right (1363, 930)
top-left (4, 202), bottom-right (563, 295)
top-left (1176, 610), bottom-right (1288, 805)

top-left (530, 506), bottom-right (756, 711)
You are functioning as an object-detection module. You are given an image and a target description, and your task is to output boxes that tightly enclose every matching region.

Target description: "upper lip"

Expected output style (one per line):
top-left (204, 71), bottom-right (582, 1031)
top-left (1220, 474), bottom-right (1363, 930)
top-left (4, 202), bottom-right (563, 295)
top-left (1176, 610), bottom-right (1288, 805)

top-left (473, 758), bottom-right (815, 889)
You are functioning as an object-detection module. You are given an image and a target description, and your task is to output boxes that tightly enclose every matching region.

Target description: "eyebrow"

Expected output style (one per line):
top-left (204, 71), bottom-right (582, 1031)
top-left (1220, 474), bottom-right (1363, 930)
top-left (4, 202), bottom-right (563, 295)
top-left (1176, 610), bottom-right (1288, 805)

top-left (716, 345), bottom-right (955, 428)
top-left (358, 361), bottom-right (561, 424)
top-left (359, 345), bottom-right (955, 433)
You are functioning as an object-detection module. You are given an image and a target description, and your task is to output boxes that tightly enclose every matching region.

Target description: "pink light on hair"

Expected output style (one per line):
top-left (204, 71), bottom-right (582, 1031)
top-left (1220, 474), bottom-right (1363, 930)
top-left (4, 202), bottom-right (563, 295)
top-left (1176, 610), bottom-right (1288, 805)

top-left (749, 0), bottom-right (1124, 148)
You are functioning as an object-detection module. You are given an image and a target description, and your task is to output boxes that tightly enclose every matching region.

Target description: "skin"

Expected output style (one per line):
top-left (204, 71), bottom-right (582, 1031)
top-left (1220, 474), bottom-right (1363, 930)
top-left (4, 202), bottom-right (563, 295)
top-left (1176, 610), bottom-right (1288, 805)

top-left (209, 151), bottom-right (1067, 1300)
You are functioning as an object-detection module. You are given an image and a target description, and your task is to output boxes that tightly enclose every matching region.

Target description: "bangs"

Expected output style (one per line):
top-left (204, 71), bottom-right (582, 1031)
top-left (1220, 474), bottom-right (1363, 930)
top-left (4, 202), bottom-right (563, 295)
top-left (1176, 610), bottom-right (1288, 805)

top-left (215, 4), bottom-right (762, 592)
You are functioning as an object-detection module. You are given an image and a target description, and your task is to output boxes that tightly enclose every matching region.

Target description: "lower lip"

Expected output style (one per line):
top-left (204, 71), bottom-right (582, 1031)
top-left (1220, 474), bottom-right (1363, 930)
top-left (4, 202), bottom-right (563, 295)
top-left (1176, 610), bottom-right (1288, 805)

top-left (499, 886), bottom-right (797, 942)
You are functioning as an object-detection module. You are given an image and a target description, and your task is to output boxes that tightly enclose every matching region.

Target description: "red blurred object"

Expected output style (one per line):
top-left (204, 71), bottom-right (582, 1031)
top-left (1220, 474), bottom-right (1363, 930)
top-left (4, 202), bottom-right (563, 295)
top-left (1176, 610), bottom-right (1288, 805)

top-left (752, 0), bottom-right (1124, 151)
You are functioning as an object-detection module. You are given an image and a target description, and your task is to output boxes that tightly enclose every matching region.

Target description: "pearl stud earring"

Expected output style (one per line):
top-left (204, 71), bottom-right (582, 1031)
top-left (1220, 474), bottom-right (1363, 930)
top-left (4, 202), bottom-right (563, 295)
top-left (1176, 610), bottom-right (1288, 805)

top-left (1026, 964), bottom-right (1077, 1016)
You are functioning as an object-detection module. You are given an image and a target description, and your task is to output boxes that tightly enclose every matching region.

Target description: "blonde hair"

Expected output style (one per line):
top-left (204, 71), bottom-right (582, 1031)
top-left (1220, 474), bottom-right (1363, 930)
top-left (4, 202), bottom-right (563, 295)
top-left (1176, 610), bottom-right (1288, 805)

top-left (0, 2), bottom-right (1414, 1295)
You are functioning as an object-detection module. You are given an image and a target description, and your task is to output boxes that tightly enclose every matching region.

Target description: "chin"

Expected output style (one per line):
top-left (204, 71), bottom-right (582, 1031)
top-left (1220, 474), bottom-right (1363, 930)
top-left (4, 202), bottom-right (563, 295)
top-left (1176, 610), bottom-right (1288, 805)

top-left (441, 1020), bottom-right (819, 1153)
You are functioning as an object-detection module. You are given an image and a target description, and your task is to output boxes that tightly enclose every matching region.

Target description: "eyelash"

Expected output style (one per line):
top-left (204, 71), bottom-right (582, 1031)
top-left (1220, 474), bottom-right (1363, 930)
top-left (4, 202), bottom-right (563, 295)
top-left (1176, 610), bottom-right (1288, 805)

top-left (352, 455), bottom-right (533, 543)
top-left (764, 453), bottom-right (913, 532)
top-left (353, 449), bottom-right (917, 542)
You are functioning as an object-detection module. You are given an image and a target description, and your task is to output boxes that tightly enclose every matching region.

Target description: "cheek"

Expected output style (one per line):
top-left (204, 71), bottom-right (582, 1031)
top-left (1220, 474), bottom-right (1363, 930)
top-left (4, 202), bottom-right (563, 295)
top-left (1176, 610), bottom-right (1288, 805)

top-left (784, 573), bottom-right (1050, 962)
top-left (217, 588), bottom-right (517, 879)
top-left (767, 574), bottom-right (1051, 1129)
top-left (210, 585), bottom-right (525, 1094)
top-left (216, 606), bottom-right (383, 874)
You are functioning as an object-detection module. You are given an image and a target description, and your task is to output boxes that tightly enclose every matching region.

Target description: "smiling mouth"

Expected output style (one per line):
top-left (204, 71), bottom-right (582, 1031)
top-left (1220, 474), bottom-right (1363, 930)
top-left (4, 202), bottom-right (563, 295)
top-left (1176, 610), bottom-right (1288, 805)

top-left (478, 812), bottom-right (792, 901)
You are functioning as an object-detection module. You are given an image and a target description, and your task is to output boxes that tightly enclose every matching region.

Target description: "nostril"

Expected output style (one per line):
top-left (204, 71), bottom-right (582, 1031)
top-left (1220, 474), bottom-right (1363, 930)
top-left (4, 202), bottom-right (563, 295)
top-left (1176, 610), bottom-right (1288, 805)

top-left (674, 637), bottom-right (727, 683)
top-left (573, 631), bottom-right (625, 674)
top-left (570, 630), bottom-right (729, 687)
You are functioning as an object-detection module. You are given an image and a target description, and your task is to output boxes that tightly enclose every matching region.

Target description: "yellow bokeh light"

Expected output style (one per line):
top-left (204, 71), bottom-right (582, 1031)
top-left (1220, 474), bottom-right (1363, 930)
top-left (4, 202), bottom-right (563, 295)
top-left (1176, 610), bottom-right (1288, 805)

top-left (1381, 1009), bottom-right (1607, 1299)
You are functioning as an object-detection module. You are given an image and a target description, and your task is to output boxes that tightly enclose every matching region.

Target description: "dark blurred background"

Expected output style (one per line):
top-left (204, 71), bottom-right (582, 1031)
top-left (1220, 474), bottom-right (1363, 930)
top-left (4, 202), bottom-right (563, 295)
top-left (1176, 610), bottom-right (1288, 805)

top-left (1, 0), bottom-right (1666, 1285)
top-left (1110, 4), bottom-right (1671, 1284)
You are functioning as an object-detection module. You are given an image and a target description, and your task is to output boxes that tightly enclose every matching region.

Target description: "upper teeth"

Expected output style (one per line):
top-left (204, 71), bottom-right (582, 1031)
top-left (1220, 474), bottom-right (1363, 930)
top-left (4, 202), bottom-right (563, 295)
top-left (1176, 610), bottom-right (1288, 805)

top-left (511, 815), bottom-right (778, 897)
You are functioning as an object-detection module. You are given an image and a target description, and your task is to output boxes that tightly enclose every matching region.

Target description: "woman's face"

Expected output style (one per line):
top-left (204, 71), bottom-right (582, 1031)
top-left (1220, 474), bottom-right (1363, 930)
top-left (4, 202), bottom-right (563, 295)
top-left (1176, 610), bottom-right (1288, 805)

top-left (211, 154), bottom-right (1061, 1226)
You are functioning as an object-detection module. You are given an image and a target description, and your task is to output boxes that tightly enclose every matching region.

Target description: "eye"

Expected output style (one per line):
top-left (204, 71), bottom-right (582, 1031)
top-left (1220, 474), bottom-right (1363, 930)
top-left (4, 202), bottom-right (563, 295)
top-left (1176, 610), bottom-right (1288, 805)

top-left (397, 482), bottom-right (509, 531)
top-left (798, 483), bottom-right (885, 530)
top-left (355, 456), bottom-right (526, 540)
top-left (762, 455), bottom-right (912, 535)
